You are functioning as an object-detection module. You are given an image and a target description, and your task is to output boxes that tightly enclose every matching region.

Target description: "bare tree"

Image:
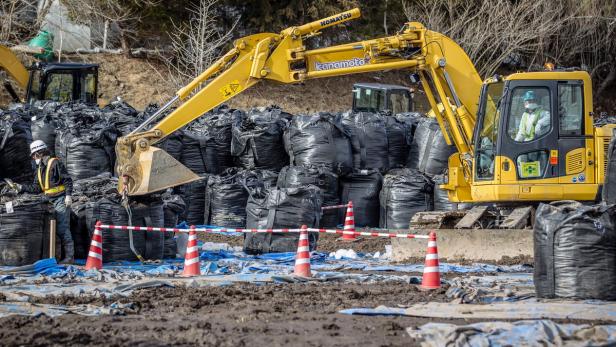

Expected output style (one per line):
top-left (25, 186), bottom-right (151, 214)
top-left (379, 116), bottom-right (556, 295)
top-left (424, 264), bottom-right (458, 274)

top-left (402, 0), bottom-right (571, 77)
top-left (0, 0), bottom-right (46, 45)
top-left (166, 0), bottom-right (237, 89)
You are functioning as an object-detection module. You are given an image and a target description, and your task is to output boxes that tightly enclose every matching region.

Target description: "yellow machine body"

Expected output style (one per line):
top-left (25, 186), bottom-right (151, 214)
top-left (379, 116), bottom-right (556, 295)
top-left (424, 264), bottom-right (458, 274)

top-left (117, 8), bottom-right (612, 204)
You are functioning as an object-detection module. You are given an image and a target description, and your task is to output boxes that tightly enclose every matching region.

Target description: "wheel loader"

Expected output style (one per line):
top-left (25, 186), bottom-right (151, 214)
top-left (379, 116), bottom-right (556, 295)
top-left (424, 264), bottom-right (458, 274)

top-left (103, 8), bottom-right (613, 228)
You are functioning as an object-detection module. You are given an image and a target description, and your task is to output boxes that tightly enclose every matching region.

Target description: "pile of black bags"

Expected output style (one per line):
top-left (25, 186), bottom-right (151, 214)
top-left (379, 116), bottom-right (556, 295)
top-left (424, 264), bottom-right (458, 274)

top-left (534, 201), bottom-right (616, 300)
top-left (407, 117), bottom-right (456, 177)
top-left (0, 107), bottom-right (34, 184)
top-left (340, 169), bottom-right (383, 227)
top-left (284, 113), bottom-right (352, 174)
top-left (0, 193), bottom-right (50, 265)
top-left (380, 169), bottom-right (433, 229)
top-left (205, 168), bottom-right (249, 227)
top-left (231, 107), bottom-right (290, 171)
top-left (244, 186), bottom-right (321, 254)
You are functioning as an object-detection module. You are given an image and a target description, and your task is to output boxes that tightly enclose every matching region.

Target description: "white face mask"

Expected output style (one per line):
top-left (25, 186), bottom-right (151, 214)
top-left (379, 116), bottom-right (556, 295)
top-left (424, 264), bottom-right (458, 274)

top-left (525, 102), bottom-right (538, 111)
top-left (35, 158), bottom-right (41, 165)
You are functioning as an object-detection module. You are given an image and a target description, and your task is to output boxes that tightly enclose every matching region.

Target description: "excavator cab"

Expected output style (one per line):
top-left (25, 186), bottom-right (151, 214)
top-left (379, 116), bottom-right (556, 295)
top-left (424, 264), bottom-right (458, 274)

top-left (352, 83), bottom-right (413, 114)
top-left (472, 71), bottom-right (600, 202)
top-left (25, 62), bottom-right (99, 105)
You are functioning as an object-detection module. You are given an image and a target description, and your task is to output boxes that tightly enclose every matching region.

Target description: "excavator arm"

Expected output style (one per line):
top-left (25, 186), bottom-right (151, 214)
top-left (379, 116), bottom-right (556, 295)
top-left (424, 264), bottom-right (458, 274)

top-left (117, 8), bottom-right (483, 196)
top-left (0, 45), bottom-right (29, 102)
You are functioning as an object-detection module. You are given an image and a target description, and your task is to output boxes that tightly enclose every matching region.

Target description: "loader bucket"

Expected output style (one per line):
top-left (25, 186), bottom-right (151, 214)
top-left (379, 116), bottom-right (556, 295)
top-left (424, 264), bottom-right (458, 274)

top-left (119, 145), bottom-right (202, 196)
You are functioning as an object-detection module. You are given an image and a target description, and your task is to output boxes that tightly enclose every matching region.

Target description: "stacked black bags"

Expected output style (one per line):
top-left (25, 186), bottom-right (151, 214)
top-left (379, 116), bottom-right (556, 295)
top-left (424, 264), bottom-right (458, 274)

top-left (385, 116), bottom-right (413, 169)
top-left (380, 169), bottom-right (433, 229)
top-left (29, 102), bottom-right (62, 156)
top-left (432, 174), bottom-right (458, 211)
top-left (284, 113), bottom-right (352, 174)
top-left (162, 192), bottom-right (185, 258)
top-left (86, 195), bottom-right (165, 262)
top-left (0, 108), bottom-right (33, 183)
top-left (177, 177), bottom-right (208, 226)
top-left (231, 107), bottom-right (289, 171)
top-left (55, 108), bottom-right (118, 180)
top-left (603, 132), bottom-right (616, 204)
top-left (181, 107), bottom-right (239, 175)
top-left (341, 112), bottom-right (389, 171)
top-left (534, 201), bottom-right (616, 300)
top-left (244, 186), bottom-right (321, 254)
top-left (278, 165), bottom-right (339, 227)
top-left (407, 117), bottom-right (456, 176)
top-left (0, 195), bottom-right (49, 265)
top-left (340, 169), bottom-right (383, 227)
top-left (205, 168), bottom-right (249, 227)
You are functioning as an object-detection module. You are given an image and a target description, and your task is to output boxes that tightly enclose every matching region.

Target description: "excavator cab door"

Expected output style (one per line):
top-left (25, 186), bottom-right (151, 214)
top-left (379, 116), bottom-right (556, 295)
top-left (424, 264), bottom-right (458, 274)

top-left (498, 80), bottom-right (560, 185)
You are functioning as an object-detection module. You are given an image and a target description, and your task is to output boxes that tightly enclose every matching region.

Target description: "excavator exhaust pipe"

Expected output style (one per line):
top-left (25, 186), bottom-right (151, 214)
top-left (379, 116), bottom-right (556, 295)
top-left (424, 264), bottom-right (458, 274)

top-left (116, 139), bottom-right (202, 196)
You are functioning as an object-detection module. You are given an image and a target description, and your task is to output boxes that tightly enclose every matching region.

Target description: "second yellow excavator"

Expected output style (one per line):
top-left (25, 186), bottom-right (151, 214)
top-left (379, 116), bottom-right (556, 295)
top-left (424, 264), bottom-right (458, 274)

top-left (115, 8), bottom-right (615, 227)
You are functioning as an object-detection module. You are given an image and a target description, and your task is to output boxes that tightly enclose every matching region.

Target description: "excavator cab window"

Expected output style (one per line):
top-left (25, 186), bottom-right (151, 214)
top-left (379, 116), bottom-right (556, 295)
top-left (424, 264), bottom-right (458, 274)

top-left (44, 72), bottom-right (74, 102)
top-left (82, 72), bottom-right (97, 104)
top-left (474, 81), bottom-right (504, 180)
top-left (388, 90), bottom-right (412, 114)
top-left (353, 87), bottom-right (385, 113)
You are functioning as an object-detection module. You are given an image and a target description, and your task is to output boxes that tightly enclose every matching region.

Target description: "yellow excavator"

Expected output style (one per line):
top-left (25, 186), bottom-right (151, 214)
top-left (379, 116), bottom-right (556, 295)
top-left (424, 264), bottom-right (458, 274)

top-left (116, 8), bottom-right (615, 227)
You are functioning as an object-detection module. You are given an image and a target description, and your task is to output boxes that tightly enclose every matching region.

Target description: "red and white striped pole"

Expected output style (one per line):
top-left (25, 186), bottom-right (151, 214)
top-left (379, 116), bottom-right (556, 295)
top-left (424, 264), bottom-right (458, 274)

top-left (85, 221), bottom-right (103, 270)
top-left (182, 225), bottom-right (200, 277)
top-left (293, 225), bottom-right (311, 277)
top-left (341, 200), bottom-right (357, 241)
top-left (421, 231), bottom-right (441, 289)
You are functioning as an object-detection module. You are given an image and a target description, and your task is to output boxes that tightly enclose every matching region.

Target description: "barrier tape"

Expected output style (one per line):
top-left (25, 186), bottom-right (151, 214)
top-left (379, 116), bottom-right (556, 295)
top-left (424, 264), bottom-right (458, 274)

top-left (98, 224), bottom-right (430, 239)
top-left (321, 203), bottom-right (350, 211)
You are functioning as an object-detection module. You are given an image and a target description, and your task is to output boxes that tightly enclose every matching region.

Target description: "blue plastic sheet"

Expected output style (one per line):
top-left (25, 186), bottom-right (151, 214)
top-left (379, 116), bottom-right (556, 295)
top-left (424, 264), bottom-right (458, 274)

top-left (408, 320), bottom-right (616, 346)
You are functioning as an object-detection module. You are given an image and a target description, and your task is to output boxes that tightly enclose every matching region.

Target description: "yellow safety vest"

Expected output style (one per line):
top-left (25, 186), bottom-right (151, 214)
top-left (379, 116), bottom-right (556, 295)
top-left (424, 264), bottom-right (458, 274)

top-left (37, 157), bottom-right (65, 195)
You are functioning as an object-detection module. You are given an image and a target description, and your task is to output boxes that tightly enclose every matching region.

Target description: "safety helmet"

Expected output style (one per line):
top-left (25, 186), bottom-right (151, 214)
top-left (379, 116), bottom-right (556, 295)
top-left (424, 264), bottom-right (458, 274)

top-left (523, 90), bottom-right (536, 102)
top-left (30, 140), bottom-right (48, 155)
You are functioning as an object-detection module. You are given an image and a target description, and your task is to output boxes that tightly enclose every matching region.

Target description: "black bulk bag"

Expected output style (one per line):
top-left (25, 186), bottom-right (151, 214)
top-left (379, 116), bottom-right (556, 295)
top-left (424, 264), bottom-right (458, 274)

top-left (534, 201), bottom-right (616, 300)
top-left (386, 116), bottom-right (412, 169)
top-left (395, 112), bottom-right (423, 138)
top-left (156, 130), bottom-right (184, 162)
top-left (340, 169), bottom-right (383, 227)
top-left (432, 174), bottom-right (458, 211)
top-left (0, 197), bottom-right (48, 266)
top-left (379, 169), bottom-right (433, 229)
top-left (70, 201), bottom-right (93, 259)
top-left (205, 168), bottom-right (249, 228)
top-left (177, 176), bottom-right (208, 226)
top-left (180, 131), bottom-right (209, 175)
top-left (31, 114), bottom-right (58, 156)
top-left (277, 165), bottom-right (339, 227)
top-left (201, 107), bottom-right (240, 174)
top-left (341, 112), bottom-right (389, 171)
top-left (86, 196), bottom-right (165, 262)
top-left (603, 132), bottom-right (616, 204)
top-left (55, 125), bottom-right (118, 180)
top-left (244, 186), bottom-right (321, 254)
top-left (0, 110), bottom-right (34, 183)
top-left (407, 117), bottom-right (456, 176)
top-left (231, 107), bottom-right (289, 171)
top-left (162, 193), bottom-right (185, 258)
top-left (242, 169), bottom-right (279, 192)
top-left (284, 113), bottom-right (352, 174)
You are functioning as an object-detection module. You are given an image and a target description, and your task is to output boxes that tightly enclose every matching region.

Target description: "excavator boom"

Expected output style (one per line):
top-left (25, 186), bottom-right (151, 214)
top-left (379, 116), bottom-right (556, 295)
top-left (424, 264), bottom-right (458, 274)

top-left (117, 8), bottom-right (483, 195)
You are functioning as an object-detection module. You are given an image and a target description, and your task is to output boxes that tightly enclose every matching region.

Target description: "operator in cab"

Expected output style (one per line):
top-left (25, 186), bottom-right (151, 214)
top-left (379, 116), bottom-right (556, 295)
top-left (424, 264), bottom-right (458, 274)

top-left (6, 140), bottom-right (74, 263)
top-left (514, 90), bottom-right (550, 142)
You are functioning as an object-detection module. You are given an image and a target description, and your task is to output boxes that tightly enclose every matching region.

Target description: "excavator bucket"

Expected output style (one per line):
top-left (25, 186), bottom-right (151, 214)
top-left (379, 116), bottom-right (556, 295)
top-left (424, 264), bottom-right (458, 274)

top-left (120, 145), bottom-right (202, 196)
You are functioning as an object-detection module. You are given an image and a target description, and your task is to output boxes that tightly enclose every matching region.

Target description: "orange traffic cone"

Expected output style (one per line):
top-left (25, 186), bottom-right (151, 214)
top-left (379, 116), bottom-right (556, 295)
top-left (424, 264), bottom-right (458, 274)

top-left (294, 225), bottom-right (311, 277)
top-left (341, 201), bottom-right (357, 241)
top-left (181, 226), bottom-right (201, 277)
top-left (421, 231), bottom-right (441, 289)
top-left (85, 221), bottom-right (103, 270)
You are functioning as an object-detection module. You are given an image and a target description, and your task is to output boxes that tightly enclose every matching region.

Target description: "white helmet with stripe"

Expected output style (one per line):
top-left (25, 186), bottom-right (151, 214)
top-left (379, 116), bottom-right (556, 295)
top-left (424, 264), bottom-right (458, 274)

top-left (30, 140), bottom-right (48, 155)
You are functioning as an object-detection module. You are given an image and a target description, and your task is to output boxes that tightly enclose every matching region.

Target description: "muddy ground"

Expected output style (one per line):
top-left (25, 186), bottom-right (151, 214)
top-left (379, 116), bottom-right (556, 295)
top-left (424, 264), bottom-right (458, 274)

top-left (0, 282), bottom-right (462, 346)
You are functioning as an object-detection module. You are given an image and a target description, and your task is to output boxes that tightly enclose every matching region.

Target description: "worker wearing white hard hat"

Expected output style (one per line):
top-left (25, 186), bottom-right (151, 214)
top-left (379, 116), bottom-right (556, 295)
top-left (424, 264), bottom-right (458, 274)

top-left (9, 140), bottom-right (74, 264)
